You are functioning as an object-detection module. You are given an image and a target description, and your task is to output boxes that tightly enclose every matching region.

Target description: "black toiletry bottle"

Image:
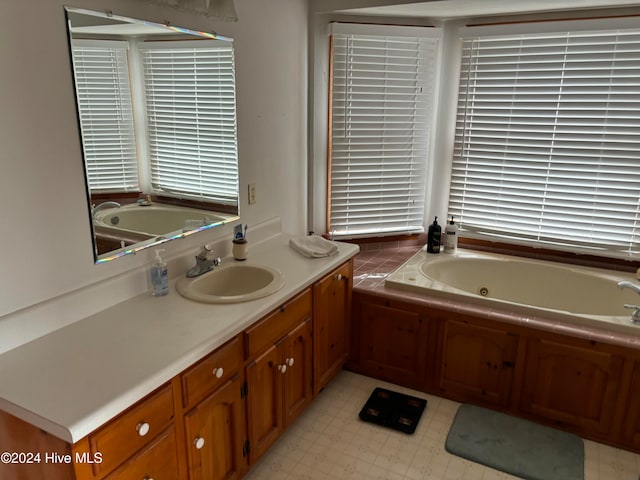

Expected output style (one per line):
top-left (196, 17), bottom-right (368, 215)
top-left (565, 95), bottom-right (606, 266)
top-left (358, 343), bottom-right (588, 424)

top-left (427, 217), bottom-right (441, 253)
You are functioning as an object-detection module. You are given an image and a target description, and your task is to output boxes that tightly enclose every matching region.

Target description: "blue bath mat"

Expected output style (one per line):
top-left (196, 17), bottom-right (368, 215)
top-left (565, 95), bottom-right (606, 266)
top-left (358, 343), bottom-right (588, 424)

top-left (446, 404), bottom-right (584, 480)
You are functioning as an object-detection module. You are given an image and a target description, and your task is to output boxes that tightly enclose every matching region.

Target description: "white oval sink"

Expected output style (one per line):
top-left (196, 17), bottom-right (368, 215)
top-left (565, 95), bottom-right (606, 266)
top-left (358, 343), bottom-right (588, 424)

top-left (176, 263), bottom-right (285, 304)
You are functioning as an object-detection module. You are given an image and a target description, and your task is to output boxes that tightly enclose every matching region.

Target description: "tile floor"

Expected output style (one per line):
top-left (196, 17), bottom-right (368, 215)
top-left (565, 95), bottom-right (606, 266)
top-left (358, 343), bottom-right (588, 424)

top-left (245, 371), bottom-right (640, 480)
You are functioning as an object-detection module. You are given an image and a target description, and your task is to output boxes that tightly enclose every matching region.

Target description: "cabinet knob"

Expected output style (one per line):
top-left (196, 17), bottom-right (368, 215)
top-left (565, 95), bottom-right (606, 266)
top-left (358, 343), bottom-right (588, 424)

top-left (136, 422), bottom-right (150, 437)
top-left (278, 364), bottom-right (287, 374)
top-left (194, 437), bottom-right (206, 450)
top-left (212, 367), bottom-right (224, 378)
top-left (143, 477), bottom-right (155, 480)
top-left (335, 273), bottom-right (343, 281)
top-left (286, 357), bottom-right (295, 367)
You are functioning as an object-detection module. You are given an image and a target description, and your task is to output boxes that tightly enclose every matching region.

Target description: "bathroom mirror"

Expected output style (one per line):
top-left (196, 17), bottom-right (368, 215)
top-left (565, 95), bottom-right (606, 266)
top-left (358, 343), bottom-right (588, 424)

top-left (65, 7), bottom-right (239, 263)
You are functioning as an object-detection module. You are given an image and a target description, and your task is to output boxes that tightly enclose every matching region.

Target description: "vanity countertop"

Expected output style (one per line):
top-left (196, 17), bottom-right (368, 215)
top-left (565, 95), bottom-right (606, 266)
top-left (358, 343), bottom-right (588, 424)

top-left (0, 234), bottom-right (359, 444)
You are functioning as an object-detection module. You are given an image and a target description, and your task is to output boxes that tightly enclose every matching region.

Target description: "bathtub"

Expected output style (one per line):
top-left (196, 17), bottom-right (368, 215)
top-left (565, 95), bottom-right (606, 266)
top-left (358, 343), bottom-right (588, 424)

top-left (93, 203), bottom-right (231, 238)
top-left (385, 249), bottom-right (640, 334)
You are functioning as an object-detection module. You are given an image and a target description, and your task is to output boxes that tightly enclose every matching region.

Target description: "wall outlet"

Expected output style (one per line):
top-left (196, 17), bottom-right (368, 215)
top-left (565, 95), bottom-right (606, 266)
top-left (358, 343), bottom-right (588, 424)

top-left (248, 183), bottom-right (257, 205)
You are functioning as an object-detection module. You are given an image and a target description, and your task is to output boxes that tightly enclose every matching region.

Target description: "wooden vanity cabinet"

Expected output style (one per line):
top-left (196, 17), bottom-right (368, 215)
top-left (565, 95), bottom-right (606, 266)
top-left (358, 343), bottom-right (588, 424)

top-left (437, 316), bottom-right (518, 407)
top-left (245, 289), bottom-right (313, 465)
top-left (313, 260), bottom-right (353, 394)
top-left (183, 373), bottom-right (247, 480)
top-left (180, 335), bottom-right (248, 480)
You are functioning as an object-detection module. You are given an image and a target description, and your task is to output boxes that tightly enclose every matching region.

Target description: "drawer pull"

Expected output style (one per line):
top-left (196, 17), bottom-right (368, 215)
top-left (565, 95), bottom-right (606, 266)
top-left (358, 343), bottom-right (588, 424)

top-left (194, 437), bottom-right (206, 450)
top-left (278, 364), bottom-right (287, 374)
top-left (136, 422), bottom-right (150, 437)
top-left (286, 357), bottom-right (295, 367)
top-left (212, 367), bottom-right (224, 379)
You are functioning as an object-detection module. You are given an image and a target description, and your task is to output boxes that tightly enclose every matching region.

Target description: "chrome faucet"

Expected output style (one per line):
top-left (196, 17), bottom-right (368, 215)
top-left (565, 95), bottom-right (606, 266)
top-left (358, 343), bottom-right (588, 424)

top-left (617, 281), bottom-right (640, 324)
top-left (92, 201), bottom-right (121, 216)
top-left (617, 281), bottom-right (640, 295)
top-left (186, 245), bottom-right (222, 278)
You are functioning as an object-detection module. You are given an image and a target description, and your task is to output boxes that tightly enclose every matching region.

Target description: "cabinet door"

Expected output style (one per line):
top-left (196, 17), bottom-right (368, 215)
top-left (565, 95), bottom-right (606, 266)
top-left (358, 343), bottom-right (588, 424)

top-left (184, 374), bottom-right (248, 480)
top-left (360, 301), bottom-right (429, 389)
top-left (621, 360), bottom-right (640, 449)
top-left (438, 319), bottom-right (518, 407)
top-left (246, 343), bottom-right (282, 464)
top-left (283, 319), bottom-right (313, 427)
top-left (313, 261), bottom-right (353, 393)
top-left (520, 337), bottom-right (623, 434)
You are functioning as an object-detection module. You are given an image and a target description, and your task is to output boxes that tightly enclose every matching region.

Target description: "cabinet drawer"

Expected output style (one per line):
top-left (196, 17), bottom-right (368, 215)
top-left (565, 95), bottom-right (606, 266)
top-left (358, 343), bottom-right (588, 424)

top-left (104, 425), bottom-right (179, 480)
top-left (181, 335), bottom-right (243, 409)
top-left (245, 289), bottom-right (312, 359)
top-left (89, 383), bottom-right (174, 477)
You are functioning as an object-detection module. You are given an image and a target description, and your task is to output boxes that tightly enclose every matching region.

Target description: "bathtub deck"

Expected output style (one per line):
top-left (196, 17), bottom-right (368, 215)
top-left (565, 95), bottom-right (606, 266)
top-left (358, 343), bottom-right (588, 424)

top-left (352, 244), bottom-right (640, 349)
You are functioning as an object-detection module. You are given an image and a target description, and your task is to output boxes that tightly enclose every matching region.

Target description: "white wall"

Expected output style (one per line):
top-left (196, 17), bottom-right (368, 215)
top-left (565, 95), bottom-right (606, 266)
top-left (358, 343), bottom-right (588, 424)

top-left (0, 0), bottom-right (308, 353)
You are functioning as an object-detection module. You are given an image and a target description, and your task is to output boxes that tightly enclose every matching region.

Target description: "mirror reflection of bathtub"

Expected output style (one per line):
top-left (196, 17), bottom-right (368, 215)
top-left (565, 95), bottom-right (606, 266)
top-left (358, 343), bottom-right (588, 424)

top-left (385, 249), bottom-right (640, 335)
top-left (93, 203), bottom-right (234, 258)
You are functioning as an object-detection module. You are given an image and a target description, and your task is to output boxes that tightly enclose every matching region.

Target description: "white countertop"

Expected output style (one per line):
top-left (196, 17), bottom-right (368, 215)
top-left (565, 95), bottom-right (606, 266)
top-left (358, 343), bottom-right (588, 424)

top-left (0, 234), bottom-right (359, 443)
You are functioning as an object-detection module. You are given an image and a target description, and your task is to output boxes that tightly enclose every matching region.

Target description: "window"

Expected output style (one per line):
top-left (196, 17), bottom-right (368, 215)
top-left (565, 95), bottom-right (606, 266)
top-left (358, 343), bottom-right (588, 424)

top-left (450, 19), bottom-right (640, 257)
top-left (71, 40), bottom-right (139, 192)
top-left (140, 40), bottom-right (238, 205)
top-left (328, 23), bottom-right (441, 238)
top-left (71, 39), bottom-right (238, 205)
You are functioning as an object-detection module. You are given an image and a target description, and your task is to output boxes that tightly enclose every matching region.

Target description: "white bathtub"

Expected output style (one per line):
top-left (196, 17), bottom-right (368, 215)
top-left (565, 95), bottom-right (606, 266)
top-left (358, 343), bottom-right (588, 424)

top-left (385, 249), bottom-right (640, 334)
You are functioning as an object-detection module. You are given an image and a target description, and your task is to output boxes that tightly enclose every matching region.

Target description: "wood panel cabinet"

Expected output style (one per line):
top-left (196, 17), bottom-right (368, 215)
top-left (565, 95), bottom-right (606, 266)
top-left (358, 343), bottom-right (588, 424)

top-left (621, 361), bottom-right (640, 449)
top-left (357, 299), bottom-right (430, 389)
top-left (246, 318), bottom-right (313, 464)
top-left (313, 260), bottom-right (353, 394)
top-left (437, 318), bottom-right (518, 407)
top-left (245, 290), bottom-right (313, 465)
top-left (87, 383), bottom-right (176, 478)
top-left (520, 336), bottom-right (624, 435)
top-left (183, 373), bottom-right (248, 480)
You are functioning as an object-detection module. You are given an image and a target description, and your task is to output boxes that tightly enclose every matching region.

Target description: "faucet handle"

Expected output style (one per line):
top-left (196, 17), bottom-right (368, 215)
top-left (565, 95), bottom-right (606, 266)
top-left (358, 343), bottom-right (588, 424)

top-left (197, 244), bottom-right (213, 260)
top-left (624, 304), bottom-right (640, 325)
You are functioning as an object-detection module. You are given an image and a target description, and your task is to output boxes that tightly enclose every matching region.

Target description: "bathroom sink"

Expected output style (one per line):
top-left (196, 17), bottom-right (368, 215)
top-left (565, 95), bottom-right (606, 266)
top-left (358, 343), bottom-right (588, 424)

top-left (176, 263), bottom-right (285, 304)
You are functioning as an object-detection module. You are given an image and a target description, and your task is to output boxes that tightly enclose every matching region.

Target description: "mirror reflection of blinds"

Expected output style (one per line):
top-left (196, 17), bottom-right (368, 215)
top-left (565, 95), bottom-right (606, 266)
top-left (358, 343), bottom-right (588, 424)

top-left (71, 40), bottom-right (139, 192)
top-left (450, 22), bottom-right (640, 256)
top-left (329, 24), bottom-right (440, 238)
top-left (140, 40), bottom-right (238, 205)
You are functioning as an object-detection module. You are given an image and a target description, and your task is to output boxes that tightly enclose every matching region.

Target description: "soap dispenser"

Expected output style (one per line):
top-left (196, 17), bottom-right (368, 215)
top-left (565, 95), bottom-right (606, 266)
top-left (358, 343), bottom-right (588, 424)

top-left (444, 216), bottom-right (458, 254)
top-left (150, 249), bottom-right (169, 296)
top-left (426, 217), bottom-right (441, 253)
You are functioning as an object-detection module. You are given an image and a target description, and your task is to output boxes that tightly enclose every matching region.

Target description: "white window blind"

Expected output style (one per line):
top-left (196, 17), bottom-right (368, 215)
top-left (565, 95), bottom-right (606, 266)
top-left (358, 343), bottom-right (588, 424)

top-left (450, 22), bottom-right (640, 256)
top-left (140, 40), bottom-right (238, 205)
top-left (329, 23), bottom-right (441, 238)
top-left (71, 40), bottom-right (139, 192)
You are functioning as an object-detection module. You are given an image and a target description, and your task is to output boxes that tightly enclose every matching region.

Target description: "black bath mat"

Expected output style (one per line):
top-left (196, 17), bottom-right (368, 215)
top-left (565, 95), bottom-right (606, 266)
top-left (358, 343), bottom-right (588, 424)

top-left (358, 387), bottom-right (427, 434)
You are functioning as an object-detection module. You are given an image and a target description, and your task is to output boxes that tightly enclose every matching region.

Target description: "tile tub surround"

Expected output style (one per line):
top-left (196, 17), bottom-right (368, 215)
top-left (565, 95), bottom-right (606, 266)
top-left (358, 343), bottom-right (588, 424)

top-left (352, 245), bottom-right (640, 350)
top-left (0, 234), bottom-right (359, 443)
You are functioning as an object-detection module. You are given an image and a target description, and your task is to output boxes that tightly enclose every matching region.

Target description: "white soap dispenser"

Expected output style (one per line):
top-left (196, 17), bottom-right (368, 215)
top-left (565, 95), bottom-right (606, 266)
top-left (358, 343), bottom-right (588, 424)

top-left (444, 216), bottom-right (458, 254)
top-left (150, 249), bottom-right (169, 296)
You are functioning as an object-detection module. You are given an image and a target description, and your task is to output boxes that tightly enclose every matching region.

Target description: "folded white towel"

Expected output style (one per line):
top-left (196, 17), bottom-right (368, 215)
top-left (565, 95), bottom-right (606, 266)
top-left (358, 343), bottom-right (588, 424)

top-left (289, 235), bottom-right (339, 258)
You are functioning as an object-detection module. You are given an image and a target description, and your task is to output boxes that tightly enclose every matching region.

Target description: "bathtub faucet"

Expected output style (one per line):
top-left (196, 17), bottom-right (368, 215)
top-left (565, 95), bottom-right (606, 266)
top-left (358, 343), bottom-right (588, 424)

top-left (618, 281), bottom-right (640, 325)
top-left (92, 201), bottom-right (120, 216)
top-left (617, 281), bottom-right (640, 295)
